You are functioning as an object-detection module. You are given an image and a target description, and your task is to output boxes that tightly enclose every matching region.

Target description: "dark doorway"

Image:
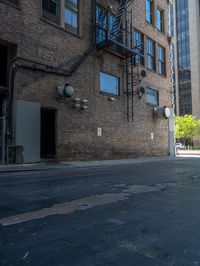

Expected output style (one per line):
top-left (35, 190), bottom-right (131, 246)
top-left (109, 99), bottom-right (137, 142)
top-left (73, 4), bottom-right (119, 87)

top-left (0, 44), bottom-right (8, 87)
top-left (41, 108), bottom-right (56, 159)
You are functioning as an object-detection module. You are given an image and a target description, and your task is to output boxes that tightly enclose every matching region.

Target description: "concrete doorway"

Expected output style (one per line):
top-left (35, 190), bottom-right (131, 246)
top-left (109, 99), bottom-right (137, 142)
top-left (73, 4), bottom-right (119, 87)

top-left (41, 108), bottom-right (56, 159)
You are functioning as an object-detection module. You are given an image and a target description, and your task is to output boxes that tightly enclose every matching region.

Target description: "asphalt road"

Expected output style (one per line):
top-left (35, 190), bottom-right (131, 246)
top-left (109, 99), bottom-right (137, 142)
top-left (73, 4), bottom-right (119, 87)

top-left (1, 157), bottom-right (200, 266)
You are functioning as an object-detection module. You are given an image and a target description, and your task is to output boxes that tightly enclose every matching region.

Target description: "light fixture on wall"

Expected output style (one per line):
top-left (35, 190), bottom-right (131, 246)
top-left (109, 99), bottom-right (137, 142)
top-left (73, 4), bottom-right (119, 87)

top-left (108, 97), bottom-right (115, 102)
top-left (138, 87), bottom-right (145, 99)
top-left (153, 106), bottom-right (171, 119)
top-left (107, 4), bottom-right (113, 10)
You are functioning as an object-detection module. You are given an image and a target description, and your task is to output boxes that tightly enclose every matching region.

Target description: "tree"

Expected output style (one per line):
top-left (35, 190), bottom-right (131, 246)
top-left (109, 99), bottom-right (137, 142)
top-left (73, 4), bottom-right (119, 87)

top-left (175, 115), bottom-right (200, 144)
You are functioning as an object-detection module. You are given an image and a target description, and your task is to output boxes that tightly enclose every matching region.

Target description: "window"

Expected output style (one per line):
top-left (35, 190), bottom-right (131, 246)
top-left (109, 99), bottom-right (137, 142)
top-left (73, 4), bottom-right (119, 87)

top-left (100, 72), bottom-right (119, 95)
top-left (146, 0), bottom-right (154, 24)
top-left (157, 8), bottom-right (164, 32)
top-left (42, 0), bottom-right (80, 34)
top-left (147, 38), bottom-right (156, 71)
top-left (42, 0), bottom-right (60, 24)
top-left (146, 88), bottom-right (159, 106)
top-left (133, 30), bottom-right (144, 66)
top-left (42, 0), bottom-right (59, 16)
top-left (96, 6), bottom-right (115, 44)
top-left (158, 45), bottom-right (166, 75)
top-left (96, 6), bottom-right (108, 43)
top-left (65, 0), bottom-right (79, 32)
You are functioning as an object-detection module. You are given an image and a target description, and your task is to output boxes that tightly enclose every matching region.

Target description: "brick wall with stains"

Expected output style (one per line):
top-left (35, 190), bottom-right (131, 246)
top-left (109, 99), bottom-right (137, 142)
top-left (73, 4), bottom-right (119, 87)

top-left (0, 0), bottom-right (172, 161)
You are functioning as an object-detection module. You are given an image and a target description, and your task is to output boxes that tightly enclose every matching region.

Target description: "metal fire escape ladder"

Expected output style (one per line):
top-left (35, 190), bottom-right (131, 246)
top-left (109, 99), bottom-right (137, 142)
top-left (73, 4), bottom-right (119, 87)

top-left (95, 0), bottom-right (139, 122)
top-left (110, 0), bottom-right (136, 122)
top-left (110, 0), bottom-right (132, 40)
top-left (124, 6), bottom-right (134, 122)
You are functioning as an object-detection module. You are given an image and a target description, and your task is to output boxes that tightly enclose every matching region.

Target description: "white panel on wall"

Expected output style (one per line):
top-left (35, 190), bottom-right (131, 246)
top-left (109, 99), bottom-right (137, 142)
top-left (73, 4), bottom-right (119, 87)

top-left (14, 100), bottom-right (41, 163)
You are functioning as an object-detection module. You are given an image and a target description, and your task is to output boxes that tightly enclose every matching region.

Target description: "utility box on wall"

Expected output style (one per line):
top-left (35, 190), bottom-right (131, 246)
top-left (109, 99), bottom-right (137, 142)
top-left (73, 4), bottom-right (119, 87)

top-left (6, 145), bottom-right (24, 164)
top-left (14, 100), bottom-right (41, 163)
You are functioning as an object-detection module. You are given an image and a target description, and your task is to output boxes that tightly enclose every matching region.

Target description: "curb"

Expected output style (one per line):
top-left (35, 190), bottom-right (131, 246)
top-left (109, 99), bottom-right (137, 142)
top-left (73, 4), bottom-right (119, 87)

top-left (0, 156), bottom-right (178, 174)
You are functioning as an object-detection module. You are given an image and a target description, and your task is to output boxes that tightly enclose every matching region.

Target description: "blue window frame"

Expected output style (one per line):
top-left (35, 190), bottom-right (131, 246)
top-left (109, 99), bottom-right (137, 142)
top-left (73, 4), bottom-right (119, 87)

top-left (146, 88), bottom-right (159, 106)
top-left (100, 72), bottom-right (119, 95)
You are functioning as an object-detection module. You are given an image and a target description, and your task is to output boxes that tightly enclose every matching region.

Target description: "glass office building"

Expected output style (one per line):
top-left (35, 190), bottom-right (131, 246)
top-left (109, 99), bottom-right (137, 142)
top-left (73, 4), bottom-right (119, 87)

top-left (175, 0), bottom-right (192, 115)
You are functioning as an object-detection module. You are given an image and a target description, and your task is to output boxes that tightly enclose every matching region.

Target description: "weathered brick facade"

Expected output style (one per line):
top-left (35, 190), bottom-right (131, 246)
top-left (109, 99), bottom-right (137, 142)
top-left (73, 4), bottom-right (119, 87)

top-left (0, 0), bottom-right (172, 162)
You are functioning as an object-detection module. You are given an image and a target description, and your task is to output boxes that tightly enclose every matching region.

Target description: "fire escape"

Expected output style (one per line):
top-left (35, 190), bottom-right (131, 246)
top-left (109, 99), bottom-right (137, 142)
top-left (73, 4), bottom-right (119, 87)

top-left (95, 0), bottom-right (146, 122)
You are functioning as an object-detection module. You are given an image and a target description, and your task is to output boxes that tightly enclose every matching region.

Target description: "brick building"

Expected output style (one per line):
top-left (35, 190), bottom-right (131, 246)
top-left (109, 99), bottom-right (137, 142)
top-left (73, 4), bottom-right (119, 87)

top-left (0, 0), bottom-right (174, 163)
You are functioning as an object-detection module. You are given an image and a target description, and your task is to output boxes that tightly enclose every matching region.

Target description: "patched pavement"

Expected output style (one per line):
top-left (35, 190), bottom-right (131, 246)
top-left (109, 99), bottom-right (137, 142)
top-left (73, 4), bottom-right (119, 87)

top-left (1, 157), bottom-right (200, 265)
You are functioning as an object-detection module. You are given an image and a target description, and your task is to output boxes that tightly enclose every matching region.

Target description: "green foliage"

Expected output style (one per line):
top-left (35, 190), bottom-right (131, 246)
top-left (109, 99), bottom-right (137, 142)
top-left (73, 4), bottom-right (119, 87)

top-left (187, 146), bottom-right (200, 150)
top-left (175, 115), bottom-right (200, 140)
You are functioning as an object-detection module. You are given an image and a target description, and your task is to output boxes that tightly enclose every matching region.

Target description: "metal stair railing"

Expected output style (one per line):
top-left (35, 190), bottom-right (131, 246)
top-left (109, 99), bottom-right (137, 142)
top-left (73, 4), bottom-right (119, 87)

top-left (110, 0), bottom-right (133, 40)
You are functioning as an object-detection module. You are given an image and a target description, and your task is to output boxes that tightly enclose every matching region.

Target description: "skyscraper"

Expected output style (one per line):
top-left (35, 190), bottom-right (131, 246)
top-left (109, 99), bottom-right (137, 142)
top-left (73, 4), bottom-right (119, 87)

top-left (172, 0), bottom-right (200, 118)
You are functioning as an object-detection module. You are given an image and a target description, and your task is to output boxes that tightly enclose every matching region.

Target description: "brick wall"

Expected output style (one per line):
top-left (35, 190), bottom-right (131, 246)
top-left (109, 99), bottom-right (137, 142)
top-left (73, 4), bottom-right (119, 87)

top-left (0, 0), bottom-right (172, 161)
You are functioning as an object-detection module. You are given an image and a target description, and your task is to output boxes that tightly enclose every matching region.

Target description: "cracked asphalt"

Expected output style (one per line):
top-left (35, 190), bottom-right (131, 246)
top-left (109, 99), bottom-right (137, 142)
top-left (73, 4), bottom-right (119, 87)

top-left (1, 157), bottom-right (200, 266)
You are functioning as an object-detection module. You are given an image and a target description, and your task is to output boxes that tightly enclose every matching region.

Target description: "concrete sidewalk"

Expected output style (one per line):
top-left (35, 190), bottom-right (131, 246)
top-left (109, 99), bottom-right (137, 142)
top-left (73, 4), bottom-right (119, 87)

top-left (0, 156), bottom-right (177, 173)
top-left (177, 149), bottom-right (200, 155)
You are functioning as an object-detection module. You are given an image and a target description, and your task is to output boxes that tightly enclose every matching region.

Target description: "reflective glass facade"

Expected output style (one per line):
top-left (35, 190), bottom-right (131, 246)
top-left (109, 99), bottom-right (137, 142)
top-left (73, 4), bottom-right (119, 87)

top-left (176, 0), bottom-right (192, 115)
